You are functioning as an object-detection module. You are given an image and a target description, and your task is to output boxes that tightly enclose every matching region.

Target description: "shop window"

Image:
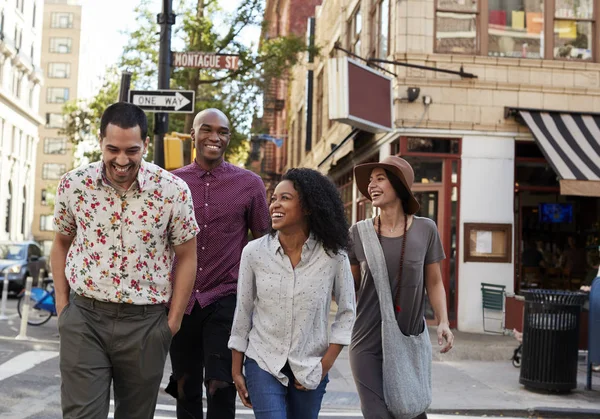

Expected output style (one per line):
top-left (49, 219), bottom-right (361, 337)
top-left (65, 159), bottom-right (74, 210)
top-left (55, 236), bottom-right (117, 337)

top-left (436, 0), bottom-right (597, 61)
top-left (46, 113), bottom-right (65, 128)
top-left (335, 170), bottom-right (354, 223)
top-left (391, 137), bottom-right (460, 156)
top-left (436, 0), bottom-right (479, 54)
top-left (488, 0), bottom-right (544, 58)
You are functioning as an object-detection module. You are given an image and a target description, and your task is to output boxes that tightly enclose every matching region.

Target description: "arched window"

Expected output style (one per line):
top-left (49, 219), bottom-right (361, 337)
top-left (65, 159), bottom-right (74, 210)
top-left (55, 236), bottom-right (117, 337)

top-left (21, 186), bottom-right (26, 235)
top-left (5, 181), bottom-right (12, 233)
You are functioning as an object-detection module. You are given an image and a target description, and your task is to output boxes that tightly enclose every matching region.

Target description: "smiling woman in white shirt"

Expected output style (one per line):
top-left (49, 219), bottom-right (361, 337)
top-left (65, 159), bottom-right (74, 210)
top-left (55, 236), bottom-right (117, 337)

top-left (228, 168), bottom-right (356, 419)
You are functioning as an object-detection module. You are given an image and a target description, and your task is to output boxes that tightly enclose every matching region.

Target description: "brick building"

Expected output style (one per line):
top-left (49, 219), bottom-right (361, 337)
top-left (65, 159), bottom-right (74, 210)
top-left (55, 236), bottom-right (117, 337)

top-left (250, 0), bottom-right (322, 197)
top-left (282, 0), bottom-right (600, 332)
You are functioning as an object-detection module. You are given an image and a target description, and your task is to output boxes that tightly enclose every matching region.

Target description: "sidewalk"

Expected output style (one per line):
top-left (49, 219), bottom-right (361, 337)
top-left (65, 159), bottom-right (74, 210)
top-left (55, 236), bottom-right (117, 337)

top-left (324, 326), bottom-right (600, 417)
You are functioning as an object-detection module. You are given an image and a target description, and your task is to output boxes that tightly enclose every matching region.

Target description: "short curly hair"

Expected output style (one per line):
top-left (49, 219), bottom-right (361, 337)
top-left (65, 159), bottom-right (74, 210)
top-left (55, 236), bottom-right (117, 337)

top-left (273, 168), bottom-right (350, 255)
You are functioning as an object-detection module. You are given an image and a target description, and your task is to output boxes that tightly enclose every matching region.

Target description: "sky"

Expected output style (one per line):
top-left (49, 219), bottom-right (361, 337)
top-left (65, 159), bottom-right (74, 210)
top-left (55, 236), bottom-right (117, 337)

top-left (77, 0), bottom-right (259, 99)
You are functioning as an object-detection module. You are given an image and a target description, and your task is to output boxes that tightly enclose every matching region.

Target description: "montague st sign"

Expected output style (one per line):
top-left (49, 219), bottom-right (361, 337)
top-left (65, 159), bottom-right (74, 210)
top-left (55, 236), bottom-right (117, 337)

top-left (172, 52), bottom-right (240, 70)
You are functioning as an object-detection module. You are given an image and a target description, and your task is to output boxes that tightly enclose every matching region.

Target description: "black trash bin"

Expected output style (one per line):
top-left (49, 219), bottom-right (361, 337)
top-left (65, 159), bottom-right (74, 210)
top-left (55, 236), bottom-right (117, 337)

top-left (519, 289), bottom-right (587, 392)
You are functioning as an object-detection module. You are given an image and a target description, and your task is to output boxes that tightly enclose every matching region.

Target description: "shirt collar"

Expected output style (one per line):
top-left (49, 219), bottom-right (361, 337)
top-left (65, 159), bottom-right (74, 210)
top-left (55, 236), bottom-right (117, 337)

top-left (270, 231), bottom-right (318, 257)
top-left (193, 159), bottom-right (228, 177)
top-left (93, 159), bottom-right (148, 191)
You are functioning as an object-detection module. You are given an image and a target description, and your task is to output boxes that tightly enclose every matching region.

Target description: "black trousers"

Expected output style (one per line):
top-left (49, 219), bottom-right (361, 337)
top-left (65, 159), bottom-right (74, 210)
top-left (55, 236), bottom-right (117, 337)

top-left (166, 295), bottom-right (237, 419)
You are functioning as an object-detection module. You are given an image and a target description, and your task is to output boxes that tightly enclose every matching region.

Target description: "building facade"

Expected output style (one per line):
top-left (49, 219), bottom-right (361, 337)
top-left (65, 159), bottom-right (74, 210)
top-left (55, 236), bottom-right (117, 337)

top-left (0, 0), bottom-right (45, 243)
top-left (250, 0), bottom-right (323, 197)
top-left (31, 0), bottom-right (81, 255)
top-left (284, 0), bottom-right (600, 332)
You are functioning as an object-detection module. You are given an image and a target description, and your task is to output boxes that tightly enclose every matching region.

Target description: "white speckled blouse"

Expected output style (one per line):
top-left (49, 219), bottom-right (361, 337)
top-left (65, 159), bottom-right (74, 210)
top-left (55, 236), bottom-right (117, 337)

top-left (228, 232), bottom-right (356, 390)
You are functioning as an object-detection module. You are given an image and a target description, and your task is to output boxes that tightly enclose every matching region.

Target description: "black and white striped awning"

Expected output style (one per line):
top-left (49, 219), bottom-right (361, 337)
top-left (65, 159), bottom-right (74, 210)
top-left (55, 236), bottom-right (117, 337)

top-left (509, 108), bottom-right (600, 196)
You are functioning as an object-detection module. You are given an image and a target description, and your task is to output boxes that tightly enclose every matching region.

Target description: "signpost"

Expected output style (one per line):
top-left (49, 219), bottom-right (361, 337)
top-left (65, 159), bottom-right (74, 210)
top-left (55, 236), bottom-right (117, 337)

top-left (172, 52), bottom-right (240, 70)
top-left (129, 90), bottom-right (195, 113)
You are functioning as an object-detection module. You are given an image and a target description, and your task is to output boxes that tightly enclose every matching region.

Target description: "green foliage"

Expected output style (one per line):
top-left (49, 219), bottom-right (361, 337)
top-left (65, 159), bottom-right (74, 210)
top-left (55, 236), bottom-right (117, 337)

top-left (62, 0), bottom-right (311, 167)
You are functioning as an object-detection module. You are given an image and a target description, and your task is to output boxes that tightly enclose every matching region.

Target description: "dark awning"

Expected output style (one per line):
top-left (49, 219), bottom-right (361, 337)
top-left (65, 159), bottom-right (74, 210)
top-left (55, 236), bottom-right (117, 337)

top-left (506, 107), bottom-right (600, 197)
top-left (317, 128), bottom-right (359, 169)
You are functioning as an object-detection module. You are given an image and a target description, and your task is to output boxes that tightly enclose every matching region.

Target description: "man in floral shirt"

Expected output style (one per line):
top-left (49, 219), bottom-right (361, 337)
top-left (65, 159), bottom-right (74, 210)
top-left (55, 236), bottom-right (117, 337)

top-left (50, 102), bottom-right (199, 419)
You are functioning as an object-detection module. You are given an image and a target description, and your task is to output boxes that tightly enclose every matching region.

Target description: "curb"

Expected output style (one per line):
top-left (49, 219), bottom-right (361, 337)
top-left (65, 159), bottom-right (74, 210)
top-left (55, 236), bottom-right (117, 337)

top-left (429, 408), bottom-right (600, 418)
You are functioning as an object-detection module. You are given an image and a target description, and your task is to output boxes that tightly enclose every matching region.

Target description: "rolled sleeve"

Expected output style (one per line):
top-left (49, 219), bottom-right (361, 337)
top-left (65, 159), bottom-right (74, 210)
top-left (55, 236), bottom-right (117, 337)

top-left (228, 246), bottom-right (257, 353)
top-left (329, 254), bottom-right (356, 345)
top-left (168, 182), bottom-right (200, 246)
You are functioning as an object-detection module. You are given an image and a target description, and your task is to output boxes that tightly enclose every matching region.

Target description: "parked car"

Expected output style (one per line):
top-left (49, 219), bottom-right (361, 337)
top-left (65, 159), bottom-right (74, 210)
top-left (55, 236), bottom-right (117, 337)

top-left (0, 241), bottom-right (48, 293)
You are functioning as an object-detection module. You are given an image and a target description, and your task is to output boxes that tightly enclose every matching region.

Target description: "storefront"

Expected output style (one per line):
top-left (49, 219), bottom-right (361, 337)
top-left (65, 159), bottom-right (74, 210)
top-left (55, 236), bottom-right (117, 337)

top-left (508, 108), bottom-right (600, 294)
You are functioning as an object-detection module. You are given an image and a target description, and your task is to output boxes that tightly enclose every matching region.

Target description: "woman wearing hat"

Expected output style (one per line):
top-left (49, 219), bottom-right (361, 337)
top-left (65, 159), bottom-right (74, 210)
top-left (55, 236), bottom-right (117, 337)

top-left (348, 156), bottom-right (454, 419)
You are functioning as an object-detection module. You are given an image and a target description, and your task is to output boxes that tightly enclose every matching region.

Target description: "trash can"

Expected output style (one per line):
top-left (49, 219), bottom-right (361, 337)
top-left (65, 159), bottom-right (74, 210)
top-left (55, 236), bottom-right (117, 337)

top-left (519, 289), bottom-right (587, 392)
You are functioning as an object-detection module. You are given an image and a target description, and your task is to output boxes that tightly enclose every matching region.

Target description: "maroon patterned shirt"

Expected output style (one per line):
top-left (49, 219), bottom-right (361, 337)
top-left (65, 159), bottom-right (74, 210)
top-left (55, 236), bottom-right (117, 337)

top-left (173, 161), bottom-right (270, 314)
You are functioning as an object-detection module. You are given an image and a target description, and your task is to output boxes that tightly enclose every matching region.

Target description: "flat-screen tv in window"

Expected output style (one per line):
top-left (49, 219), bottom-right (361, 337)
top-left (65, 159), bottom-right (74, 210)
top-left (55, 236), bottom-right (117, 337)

top-left (539, 203), bottom-right (573, 223)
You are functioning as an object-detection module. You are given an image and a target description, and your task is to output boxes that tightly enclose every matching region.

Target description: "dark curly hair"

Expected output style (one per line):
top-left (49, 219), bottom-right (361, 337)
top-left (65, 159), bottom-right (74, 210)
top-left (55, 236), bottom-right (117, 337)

top-left (272, 168), bottom-right (350, 255)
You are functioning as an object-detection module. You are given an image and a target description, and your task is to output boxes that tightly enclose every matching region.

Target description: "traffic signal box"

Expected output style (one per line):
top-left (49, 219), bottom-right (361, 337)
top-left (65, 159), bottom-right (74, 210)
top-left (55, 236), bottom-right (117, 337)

top-left (164, 132), bottom-right (194, 171)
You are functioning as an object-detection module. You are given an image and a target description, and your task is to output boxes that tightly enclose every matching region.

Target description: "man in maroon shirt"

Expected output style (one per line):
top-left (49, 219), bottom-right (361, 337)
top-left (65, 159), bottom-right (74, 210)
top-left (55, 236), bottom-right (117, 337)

top-left (166, 108), bottom-right (270, 419)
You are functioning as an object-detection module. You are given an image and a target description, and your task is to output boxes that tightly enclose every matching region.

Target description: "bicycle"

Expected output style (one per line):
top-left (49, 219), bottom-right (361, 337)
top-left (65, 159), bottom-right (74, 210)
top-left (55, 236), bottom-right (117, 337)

top-left (17, 278), bottom-right (56, 326)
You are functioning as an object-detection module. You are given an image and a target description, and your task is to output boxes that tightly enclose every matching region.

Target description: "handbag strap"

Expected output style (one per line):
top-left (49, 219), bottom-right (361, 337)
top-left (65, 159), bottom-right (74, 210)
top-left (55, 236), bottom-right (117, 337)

top-left (356, 219), bottom-right (396, 323)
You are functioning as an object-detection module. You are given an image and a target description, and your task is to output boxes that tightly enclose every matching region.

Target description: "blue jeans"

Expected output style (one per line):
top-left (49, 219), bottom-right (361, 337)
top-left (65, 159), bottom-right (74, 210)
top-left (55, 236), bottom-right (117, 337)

top-left (244, 357), bottom-right (329, 419)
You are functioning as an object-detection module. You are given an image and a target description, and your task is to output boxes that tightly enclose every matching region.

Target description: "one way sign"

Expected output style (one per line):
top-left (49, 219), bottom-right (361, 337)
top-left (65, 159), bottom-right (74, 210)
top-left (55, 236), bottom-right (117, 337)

top-left (129, 90), bottom-right (195, 113)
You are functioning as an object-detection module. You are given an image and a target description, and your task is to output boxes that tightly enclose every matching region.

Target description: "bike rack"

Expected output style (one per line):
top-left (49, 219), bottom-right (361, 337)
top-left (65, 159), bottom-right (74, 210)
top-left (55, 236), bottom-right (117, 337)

top-left (15, 276), bottom-right (33, 340)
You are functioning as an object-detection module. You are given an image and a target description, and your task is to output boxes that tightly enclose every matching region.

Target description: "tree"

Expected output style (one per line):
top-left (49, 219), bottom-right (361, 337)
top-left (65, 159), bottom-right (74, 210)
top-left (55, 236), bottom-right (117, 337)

top-left (62, 0), bottom-right (312, 167)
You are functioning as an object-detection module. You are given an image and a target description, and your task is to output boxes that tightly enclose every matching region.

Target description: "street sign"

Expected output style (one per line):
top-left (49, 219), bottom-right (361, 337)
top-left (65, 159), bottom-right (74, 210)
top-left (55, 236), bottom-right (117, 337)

top-left (172, 52), bottom-right (240, 70)
top-left (129, 90), bottom-right (195, 113)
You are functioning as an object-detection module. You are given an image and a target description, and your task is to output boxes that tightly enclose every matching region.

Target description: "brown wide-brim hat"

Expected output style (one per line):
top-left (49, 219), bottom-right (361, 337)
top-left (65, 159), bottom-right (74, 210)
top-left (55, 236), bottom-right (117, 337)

top-left (354, 156), bottom-right (420, 215)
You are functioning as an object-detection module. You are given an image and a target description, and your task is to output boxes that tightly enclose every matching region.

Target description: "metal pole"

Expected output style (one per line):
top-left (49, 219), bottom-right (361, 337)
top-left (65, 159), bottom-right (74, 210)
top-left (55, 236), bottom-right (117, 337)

top-left (118, 71), bottom-right (132, 102)
top-left (154, 0), bottom-right (175, 169)
top-left (15, 276), bottom-right (33, 340)
top-left (0, 277), bottom-right (9, 320)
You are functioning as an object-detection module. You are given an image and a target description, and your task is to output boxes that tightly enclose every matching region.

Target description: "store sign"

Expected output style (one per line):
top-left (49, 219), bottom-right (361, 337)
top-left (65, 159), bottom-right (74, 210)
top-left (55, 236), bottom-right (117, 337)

top-left (328, 57), bottom-right (393, 133)
top-left (172, 52), bottom-right (240, 70)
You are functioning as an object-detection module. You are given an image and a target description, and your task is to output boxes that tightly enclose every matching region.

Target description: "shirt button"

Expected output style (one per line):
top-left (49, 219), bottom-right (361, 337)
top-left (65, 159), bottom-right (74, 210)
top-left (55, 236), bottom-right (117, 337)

top-left (204, 225), bottom-right (207, 228)
top-left (206, 183), bottom-right (210, 186)
top-left (205, 203), bottom-right (208, 207)
top-left (201, 247), bottom-right (205, 250)
top-left (199, 268), bottom-right (203, 271)
top-left (195, 290), bottom-right (199, 293)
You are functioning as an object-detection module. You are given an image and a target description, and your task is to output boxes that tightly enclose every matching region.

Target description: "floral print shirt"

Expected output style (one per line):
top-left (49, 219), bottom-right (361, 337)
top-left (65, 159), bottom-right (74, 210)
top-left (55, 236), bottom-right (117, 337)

top-left (53, 160), bottom-right (199, 305)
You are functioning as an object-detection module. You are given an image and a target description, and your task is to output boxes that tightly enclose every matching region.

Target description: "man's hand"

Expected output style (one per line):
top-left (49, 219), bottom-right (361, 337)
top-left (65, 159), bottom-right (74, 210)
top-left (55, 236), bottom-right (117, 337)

top-left (56, 298), bottom-right (69, 318)
top-left (167, 316), bottom-right (181, 336)
top-left (437, 322), bottom-right (454, 353)
top-left (233, 373), bottom-right (252, 408)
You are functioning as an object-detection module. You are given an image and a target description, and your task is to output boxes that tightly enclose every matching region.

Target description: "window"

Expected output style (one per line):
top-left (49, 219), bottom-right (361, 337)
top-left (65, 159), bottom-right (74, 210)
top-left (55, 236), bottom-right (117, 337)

top-left (44, 137), bottom-right (67, 154)
top-left (41, 189), bottom-right (55, 206)
top-left (49, 37), bottom-right (72, 54)
top-left (46, 87), bottom-right (69, 103)
top-left (370, 0), bottom-right (390, 59)
top-left (5, 181), bottom-right (12, 233)
top-left (51, 12), bottom-right (74, 29)
top-left (14, 26), bottom-right (22, 51)
top-left (42, 163), bottom-right (66, 180)
top-left (436, 0), bottom-right (478, 54)
top-left (436, 0), bottom-right (597, 60)
top-left (16, 0), bottom-right (25, 14)
top-left (40, 215), bottom-right (54, 232)
top-left (32, 2), bottom-right (36, 27)
top-left (348, 4), bottom-right (362, 56)
top-left (554, 0), bottom-right (593, 60)
top-left (315, 71), bottom-right (324, 143)
top-left (296, 109), bottom-right (303, 167)
top-left (46, 113), bottom-right (65, 128)
top-left (48, 62), bottom-right (71, 78)
top-left (21, 187), bottom-right (26, 235)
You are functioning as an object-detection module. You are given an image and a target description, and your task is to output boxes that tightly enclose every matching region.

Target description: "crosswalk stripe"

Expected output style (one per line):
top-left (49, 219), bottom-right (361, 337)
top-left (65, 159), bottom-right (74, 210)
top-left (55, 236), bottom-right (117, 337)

top-left (0, 350), bottom-right (59, 381)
